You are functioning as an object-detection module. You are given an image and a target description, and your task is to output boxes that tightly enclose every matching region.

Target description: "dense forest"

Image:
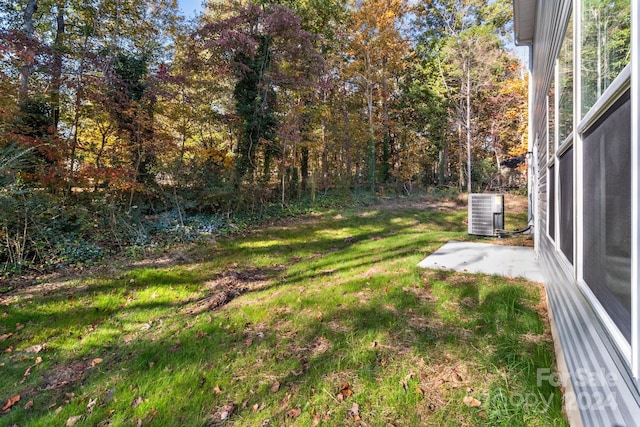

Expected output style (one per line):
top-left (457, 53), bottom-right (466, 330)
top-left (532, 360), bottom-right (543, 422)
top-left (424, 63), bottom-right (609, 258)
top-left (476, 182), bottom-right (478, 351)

top-left (0, 0), bottom-right (527, 273)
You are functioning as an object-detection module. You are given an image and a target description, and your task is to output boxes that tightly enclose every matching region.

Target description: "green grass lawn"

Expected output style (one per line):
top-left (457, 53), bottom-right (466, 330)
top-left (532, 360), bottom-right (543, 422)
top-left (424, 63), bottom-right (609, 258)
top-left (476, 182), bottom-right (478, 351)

top-left (0, 195), bottom-right (567, 426)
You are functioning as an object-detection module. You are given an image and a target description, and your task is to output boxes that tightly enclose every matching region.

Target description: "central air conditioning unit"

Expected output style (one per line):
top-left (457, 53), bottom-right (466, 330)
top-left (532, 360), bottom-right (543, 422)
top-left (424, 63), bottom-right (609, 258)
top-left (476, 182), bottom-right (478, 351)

top-left (468, 193), bottom-right (504, 237)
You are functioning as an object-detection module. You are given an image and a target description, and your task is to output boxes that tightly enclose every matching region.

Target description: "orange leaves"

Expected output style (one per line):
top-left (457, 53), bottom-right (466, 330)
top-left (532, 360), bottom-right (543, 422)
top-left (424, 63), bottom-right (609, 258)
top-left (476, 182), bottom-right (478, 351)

top-left (337, 382), bottom-right (353, 401)
top-left (1, 394), bottom-right (20, 413)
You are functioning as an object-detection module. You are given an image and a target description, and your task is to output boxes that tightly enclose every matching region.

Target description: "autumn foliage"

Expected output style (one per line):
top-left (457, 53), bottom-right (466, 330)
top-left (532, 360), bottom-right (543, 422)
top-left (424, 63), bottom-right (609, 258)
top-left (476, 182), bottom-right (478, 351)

top-left (0, 0), bottom-right (527, 272)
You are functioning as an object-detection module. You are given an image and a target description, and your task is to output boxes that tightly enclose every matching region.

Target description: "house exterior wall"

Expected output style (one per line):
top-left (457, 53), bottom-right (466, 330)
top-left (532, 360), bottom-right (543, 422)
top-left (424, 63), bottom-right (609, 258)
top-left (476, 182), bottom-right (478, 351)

top-left (519, 0), bottom-right (640, 416)
top-left (528, 0), bottom-right (634, 360)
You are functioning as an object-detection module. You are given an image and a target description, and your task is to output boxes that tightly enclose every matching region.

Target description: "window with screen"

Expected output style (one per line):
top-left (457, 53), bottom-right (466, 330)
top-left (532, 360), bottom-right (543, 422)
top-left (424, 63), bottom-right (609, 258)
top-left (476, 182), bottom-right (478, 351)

top-left (548, 84), bottom-right (555, 162)
top-left (582, 90), bottom-right (631, 341)
top-left (549, 165), bottom-right (555, 241)
top-left (559, 148), bottom-right (573, 264)
top-left (581, 0), bottom-right (631, 116)
top-left (558, 15), bottom-right (573, 142)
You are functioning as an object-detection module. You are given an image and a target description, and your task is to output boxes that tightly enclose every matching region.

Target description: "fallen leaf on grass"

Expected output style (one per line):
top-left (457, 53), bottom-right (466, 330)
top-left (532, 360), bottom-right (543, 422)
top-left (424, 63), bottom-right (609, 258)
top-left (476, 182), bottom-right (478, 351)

top-left (55, 405), bottom-right (64, 414)
top-left (1, 394), bottom-right (20, 413)
top-left (35, 356), bottom-right (42, 364)
top-left (213, 385), bottom-right (222, 395)
top-left (348, 403), bottom-right (361, 421)
top-left (337, 383), bottom-right (352, 400)
top-left (15, 323), bottom-right (24, 331)
top-left (23, 366), bottom-right (32, 378)
top-left (287, 407), bottom-right (301, 419)
top-left (66, 415), bottom-right (82, 426)
top-left (219, 403), bottom-right (235, 420)
top-left (270, 381), bottom-right (280, 393)
top-left (312, 413), bottom-right (321, 426)
top-left (104, 387), bottom-right (115, 404)
top-left (463, 396), bottom-right (482, 407)
top-left (131, 396), bottom-right (143, 408)
top-left (252, 402), bottom-right (265, 412)
top-left (24, 400), bottom-right (34, 410)
top-left (87, 398), bottom-right (97, 413)
top-left (144, 407), bottom-right (158, 424)
top-left (0, 333), bottom-right (12, 341)
top-left (26, 344), bottom-right (43, 353)
top-left (280, 393), bottom-right (291, 408)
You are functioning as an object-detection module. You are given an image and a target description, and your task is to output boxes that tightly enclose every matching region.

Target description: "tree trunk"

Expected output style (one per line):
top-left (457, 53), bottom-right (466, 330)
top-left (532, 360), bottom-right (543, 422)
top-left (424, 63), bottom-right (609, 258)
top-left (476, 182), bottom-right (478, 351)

top-left (19, 0), bottom-right (38, 100)
top-left (301, 147), bottom-right (309, 192)
top-left (381, 58), bottom-right (390, 183)
top-left (343, 103), bottom-right (352, 187)
top-left (465, 49), bottom-right (472, 194)
top-left (51, 3), bottom-right (65, 135)
top-left (68, 27), bottom-right (90, 195)
top-left (364, 51), bottom-right (376, 193)
top-left (321, 93), bottom-right (328, 191)
top-left (458, 122), bottom-right (464, 191)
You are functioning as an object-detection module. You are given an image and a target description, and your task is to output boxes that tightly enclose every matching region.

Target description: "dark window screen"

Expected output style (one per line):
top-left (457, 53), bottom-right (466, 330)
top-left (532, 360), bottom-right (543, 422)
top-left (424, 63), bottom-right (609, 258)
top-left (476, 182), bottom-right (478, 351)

top-left (559, 148), bottom-right (573, 264)
top-left (549, 165), bottom-right (555, 240)
top-left (583, 90), bottom-right (631, 341)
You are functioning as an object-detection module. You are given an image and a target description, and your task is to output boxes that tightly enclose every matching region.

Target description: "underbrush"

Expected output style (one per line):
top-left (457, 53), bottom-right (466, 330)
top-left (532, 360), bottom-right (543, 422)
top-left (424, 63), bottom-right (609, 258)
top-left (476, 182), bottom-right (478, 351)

top-left (0, 187), bottom-right (390, 277)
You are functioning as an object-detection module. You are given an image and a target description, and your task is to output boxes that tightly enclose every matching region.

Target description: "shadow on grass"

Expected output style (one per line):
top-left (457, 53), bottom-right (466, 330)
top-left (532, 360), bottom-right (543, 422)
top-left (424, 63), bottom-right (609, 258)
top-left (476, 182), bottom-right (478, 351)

top-left (0, 200), bottom-right (563, 426)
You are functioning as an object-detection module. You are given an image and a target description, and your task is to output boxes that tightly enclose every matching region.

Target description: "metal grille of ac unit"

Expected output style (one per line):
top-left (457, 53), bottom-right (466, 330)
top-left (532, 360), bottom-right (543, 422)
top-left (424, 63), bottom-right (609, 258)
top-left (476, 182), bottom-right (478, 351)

top-left (468, 194), bottom-right (504, 237)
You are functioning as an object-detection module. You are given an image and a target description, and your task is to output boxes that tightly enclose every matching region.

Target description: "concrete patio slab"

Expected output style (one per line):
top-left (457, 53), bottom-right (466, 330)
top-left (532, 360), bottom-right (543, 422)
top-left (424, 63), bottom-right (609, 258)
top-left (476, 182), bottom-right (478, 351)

top-left (418, 240), bottom-right (544, 282)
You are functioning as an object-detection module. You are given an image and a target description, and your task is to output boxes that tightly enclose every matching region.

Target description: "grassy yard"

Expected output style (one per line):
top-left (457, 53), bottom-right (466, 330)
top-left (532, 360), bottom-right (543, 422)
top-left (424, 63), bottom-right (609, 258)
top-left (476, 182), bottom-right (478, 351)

top-left (0, 195), bottom-right (567, 426)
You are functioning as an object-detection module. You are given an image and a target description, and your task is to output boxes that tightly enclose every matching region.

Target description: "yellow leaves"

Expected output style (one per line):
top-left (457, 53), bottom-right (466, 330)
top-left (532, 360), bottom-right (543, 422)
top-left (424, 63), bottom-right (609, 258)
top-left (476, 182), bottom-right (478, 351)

top-left (463, 395), bottom-right (482, 407)
top-left (200, 146), bottom-right (234, 171)
top-left (348, 0), bottom-right (409, 71)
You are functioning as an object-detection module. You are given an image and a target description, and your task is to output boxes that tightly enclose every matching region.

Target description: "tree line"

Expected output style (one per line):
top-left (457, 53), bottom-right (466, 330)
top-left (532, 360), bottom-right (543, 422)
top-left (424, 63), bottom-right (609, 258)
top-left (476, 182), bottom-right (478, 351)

top-left (0, 0), bottom-right (527, 272)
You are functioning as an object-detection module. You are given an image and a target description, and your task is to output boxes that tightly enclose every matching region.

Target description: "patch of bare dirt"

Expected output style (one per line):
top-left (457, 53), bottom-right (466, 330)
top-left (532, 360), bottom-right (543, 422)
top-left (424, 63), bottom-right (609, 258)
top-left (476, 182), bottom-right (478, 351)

top-left (254, 212), bottom-right (324, 232)
top-left (181, 267), bottom-right (282, 315)
top-left (376, 196), bottom-right (461, 212)
top-left (402, 285), bottom-right (438, 303)
top-left (327, 321), bottom-right (350, 334)
top-left (41, 357), bottom-right (104, 391)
